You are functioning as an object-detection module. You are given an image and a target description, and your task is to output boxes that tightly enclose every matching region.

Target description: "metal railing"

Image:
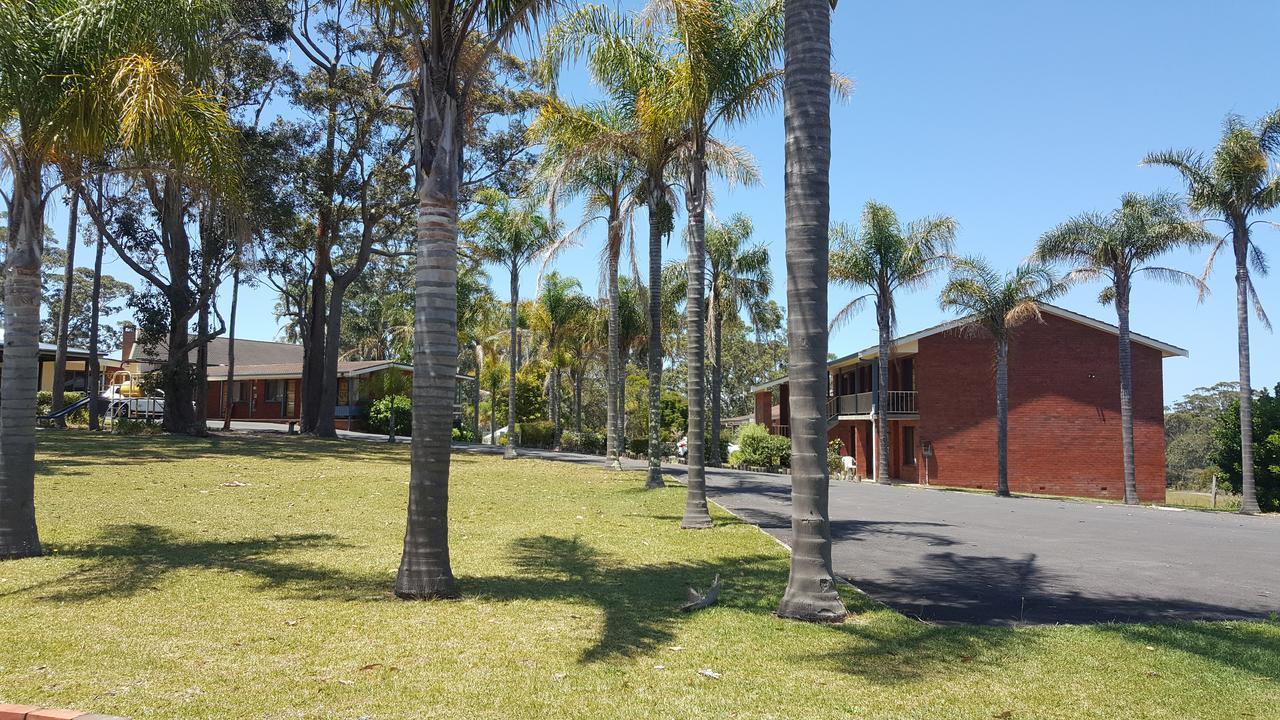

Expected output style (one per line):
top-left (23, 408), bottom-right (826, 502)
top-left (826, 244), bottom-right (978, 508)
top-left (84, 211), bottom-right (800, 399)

top-left (827, 390), bottom-right (917, 418)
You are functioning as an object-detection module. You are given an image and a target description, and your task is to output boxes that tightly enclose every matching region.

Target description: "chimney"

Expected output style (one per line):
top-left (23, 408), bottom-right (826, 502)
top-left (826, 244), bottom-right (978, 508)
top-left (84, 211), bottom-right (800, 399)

top-left (121, 323), bottom-right (136, 363)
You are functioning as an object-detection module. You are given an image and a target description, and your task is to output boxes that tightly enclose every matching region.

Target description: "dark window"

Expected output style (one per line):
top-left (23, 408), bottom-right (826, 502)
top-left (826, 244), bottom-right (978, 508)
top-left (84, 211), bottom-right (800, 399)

top-left (265, 380), bottom-right (285, 402)
top-left (902, 426), bottom-right (916, 465)
top-left (900, 358), bottom-right (914, 392)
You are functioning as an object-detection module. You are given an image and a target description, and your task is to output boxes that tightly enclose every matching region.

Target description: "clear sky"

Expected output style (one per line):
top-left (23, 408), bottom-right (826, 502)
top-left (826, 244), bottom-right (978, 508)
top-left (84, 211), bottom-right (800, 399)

top-left (49, 0), bottom-right (1280, 402)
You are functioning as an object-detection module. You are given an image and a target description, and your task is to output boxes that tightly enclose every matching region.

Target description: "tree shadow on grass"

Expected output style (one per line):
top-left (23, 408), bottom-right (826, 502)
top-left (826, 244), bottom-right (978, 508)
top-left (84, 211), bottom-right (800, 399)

top-left (1098, 621), bottom-right (1280, 681)
top-left (9, 524), bottom-right (387, 603)
top-left (463, 534), bottom-right (784, 663)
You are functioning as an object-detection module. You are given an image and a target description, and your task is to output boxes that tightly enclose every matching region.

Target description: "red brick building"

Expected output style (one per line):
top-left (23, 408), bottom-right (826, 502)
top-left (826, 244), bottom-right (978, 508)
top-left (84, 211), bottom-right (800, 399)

top-left (751, 304), bottom-right (1184, 502)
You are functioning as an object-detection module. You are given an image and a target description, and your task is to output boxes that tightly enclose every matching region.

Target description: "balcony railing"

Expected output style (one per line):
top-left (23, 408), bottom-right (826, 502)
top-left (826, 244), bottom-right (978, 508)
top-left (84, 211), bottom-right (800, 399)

top-left (827, 391), bottom-right (917, 418)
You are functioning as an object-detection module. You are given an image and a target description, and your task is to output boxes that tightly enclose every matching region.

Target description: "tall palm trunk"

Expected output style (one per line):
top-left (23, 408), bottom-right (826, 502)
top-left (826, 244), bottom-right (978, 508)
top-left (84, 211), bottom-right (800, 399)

top-left (552, 366), bottom-right (562, 450)
top-left (775, 0), bottom-right (846, 622)
top-left (87, 191), bottom-right (106, 433)
top-left (875, 298), bottom-right (891, 484)
top-left (606, 216), bottom-right (623, 469)
top-left (0, 158), bottom-right (45, 560)
top-left (573, 369), bottom-right (583, 433)
top-left (394, 75), bottom-right (460, 599)
top-left (682, 144), bottom-right (712, 527)
top-left (708, 291), bottom-right (722, 467)
top-left (504, 266), bottom-right (519, 459)
top-left (994, 337), bottom-right (1010, 497)
top-left (472, 341), bottom-right (482, 442)
top-left (51, 189), bottom-right (80, 426)
top-left (490, 380), bottom-right (497, 444)
top-left (1115, 281), bottom-right (1138, 505)
top-left (222, 262), bottom-right (240, 431)
top-left (644, 186), bottom-right (666, 489)
top-left (1232, 224), bottom-right (1260, 514)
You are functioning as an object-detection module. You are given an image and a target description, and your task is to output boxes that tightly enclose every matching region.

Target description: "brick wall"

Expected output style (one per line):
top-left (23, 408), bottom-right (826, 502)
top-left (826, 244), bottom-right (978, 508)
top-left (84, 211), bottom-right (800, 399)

top-left (915, 313), bottom-right (1167, 502)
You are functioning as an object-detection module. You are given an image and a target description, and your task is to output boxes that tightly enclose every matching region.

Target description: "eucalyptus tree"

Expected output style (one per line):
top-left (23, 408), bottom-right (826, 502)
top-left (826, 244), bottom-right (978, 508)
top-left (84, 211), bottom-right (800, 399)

top-left (530, 272), bottom-right (594, 449)
top-left (530, 103), bottom-right (641, 470)
top-left (463, 189), bottom-right (559, 459)
top-left (1037, 193), bottom-right (1213, 505)
top-left (829, 201), bottom-right (956, 484)
top-left (360, 0), bottom-right (558, 600)
top-left (49, 189), bottom-right (81, 424)
top-left (705, 213), bottom-right (772, 466)
top-left (774, 0), bottom-right (846, 622)
top-left (939, 258), bottom-right (1066, 498)
top-left (0, 0), bottom-right (234, 559)
top-left (1144, 109), bottom-right (1280, 515)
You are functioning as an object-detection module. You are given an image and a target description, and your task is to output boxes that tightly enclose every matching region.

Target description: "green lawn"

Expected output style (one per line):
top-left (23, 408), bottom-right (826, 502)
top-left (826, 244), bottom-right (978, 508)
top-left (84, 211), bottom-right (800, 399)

top-left (1, 433), bottom-right (1276, 719)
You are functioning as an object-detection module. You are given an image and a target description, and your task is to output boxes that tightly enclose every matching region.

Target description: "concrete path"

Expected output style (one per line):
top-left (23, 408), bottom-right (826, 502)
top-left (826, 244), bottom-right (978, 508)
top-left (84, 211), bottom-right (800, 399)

top-left (212, 424), bottom-right (1280, 626)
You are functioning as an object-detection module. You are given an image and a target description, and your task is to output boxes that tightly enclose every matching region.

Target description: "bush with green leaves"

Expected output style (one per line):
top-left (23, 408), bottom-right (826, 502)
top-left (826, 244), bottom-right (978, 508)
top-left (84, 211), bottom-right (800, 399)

top-left (561, 429), bottom-right (606, 455)
top-left (728, 423), bottom-right (791, 468)
top-left (1214, 383), bottom-right (1280, 511)
top-left (368, 395), bottom-right (411, 436)
top-left (517, 421), bottom-right (556, 448)
top-left (452, 426), bottom-right (476, 442)
top-left (827, 438), bottom-right (846, 476)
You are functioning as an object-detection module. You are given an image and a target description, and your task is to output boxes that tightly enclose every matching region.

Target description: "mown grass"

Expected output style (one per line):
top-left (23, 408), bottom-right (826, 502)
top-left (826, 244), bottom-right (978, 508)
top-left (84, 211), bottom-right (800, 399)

top-left (1166, 489), bottom-right (1243, 512)
top-left (0, 432), bottom-right (1276, 719)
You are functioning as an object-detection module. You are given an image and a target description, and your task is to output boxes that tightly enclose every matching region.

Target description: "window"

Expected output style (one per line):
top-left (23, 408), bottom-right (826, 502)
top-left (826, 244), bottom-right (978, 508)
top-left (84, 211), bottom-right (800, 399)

top-left (265, 380), bottom-right (285, 402)
top-left (902, 426), bottom-right (916, 465)
top-left (234, 380), bottom-right (253, 403)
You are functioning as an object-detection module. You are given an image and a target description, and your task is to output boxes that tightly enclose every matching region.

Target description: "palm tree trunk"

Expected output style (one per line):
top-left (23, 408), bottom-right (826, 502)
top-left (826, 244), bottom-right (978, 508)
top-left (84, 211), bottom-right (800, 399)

top-left (51, 188), bottom-right (80, 426)
top-left (574, 369), bottom-right (583, 433)
top-left (395, 68), bottom-right (461, 599)
top-left (87, 192), bottom-right (105, 433)
top-left (505, 265), bottom-right (519, 459)
top-left (553, 366), bottom-right (563, 450)
top-left (222, 262), bottom-right (240, 431)
top-left (1116, 282), bottom-right (1138, 505)
top-left (472, 341), bottom-right (482, 442)
top-left (1233, 227), bottom-right (1260, 514)
top-left (682, 149), bottom-right (712, 527)
top-left (875, 299), bottom-right (891, 484)
top-left (0, 158), bottom-right (45, 559)
top-left (995, 337), bottom-right (1010, 497)
top-left (490, 381), bottom-right (497, 445)
top-left (606, 217), bottom-right (623, 470)
top-left (775, 0), bottom-right (847, 623)
top-left (644, 187), bottom-right (666, 489)
top-left (708, 291), bottom-right (723, 467)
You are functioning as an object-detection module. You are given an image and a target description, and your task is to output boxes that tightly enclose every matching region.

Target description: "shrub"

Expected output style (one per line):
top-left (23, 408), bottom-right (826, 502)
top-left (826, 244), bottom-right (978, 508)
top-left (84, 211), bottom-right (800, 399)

top-left (518, 420), bottom-right (555, 448)
top-left (627, 437), bottom-right (648, 457)
top-left (451, 426), bottom-right (477, 442)
top-left (368, 395), bottom-right (411, 436)
top-left (561, 429), bottom-right (606, 455)
top-left (729, 423), bottom-right (791, 468)
top-left (827, 439), bottom-right (846, 476)
top-left (37, 391), bottom-right (87, 424)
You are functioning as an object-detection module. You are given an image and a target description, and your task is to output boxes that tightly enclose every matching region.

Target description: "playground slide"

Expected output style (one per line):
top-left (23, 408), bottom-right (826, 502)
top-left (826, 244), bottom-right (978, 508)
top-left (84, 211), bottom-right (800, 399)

top-left (37, 395), bottom-right (92, 421)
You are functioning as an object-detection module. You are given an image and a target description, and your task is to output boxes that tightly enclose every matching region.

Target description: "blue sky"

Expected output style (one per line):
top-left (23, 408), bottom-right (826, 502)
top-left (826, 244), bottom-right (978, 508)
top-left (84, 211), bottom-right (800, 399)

top-left (49, 0), bottom-right (1280, 402)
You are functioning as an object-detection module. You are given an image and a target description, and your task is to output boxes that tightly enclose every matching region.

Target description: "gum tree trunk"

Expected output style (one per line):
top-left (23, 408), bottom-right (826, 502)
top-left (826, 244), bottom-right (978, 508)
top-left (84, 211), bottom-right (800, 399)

top-left (222, 262), bottom-right (240, 431)
top-left (994, 337), bottom-right (1010, 497)
top-left (1115, 280), bottom-right (1138, 505)
top-left (51, 189), bottom-right (80, 425)
top-left (681, 140), bottom-right (712, 527)
top-left (0, 157), bottom-right (45, 559)
top-left (875, 297), bottom-right (891, 484)
top-left (644, 186), bottom-right (665, 489)
top-left (87, 198), bottom-right (106, 433)
top-left (504, 266), bottom-right (519, 459)
top-left (1232, 223), bottom-right (1260, 514)
top-left (395, 71), bottom-right (461, 597)
top-left (775, 0), bottom-right (847, 622)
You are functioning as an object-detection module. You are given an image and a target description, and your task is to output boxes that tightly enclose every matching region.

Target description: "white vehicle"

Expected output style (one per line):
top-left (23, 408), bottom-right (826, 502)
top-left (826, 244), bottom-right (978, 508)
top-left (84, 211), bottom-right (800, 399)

top-left (104, 371), bottom-right (166, 419)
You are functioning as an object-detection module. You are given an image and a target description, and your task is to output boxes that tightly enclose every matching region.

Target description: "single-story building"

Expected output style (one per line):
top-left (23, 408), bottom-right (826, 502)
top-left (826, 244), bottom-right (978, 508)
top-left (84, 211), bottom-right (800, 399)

top-left (751, 303), bottom-right (1184, 503)
top-left (0, 330), bottom-right (124, 393)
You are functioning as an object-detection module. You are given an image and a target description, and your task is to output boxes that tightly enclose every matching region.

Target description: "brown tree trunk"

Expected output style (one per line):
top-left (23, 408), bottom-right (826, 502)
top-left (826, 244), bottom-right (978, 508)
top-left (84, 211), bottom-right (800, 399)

top-left (51, 188), bottom-right (80, 426)
top-left (775, 0), bottom-right (847, 622)
top-left (222, 262), bottom-right (241, 431)
top-left (87, 187), bottom-right (106, 433)
top-left (504, 265), bottom-right (519, 459)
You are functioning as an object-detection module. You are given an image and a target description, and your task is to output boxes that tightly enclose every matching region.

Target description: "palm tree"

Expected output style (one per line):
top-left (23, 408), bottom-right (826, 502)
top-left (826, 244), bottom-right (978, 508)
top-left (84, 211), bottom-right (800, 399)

top-left (0, 0), bottom-right (234, 561)
top-left (529, 105), bottom-right (641, 470)
top-left (1037, 193), bottom-right (1213, 504)
top-left (648, 0), bottom-right (783, 528)
top-left (705, 213), bottom-right (772, 467)
top-left (829, 202), bottom-right (956, 484)
top-left (530, 272), bottom-right (594, 449)
top-left (457, 255), bottom-right (500, 442)
top-left (464, 189), bottom-right (558, 459)
top-left (939, 257), bottom-right (1067, 497)
top-left (774, 0), bottom-right (846, 622)
top-left (1144, 110), bottom-right (1280, 515)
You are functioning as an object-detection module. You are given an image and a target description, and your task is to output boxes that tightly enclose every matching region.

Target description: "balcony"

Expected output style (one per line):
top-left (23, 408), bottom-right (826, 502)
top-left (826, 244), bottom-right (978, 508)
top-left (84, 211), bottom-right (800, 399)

top-left (827, 391), bottom-right (917, 419)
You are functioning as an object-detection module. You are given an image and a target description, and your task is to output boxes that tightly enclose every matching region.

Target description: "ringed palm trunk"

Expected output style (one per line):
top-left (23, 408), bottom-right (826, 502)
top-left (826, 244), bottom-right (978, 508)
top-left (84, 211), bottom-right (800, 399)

top-left (1232, 224), bottom-right (1260, 514)
top-left (505, 267), bottom-right (519, 459)
top-left (0, 158), bottom-right (45, 559)
top-left (708, 292), bottom-right (722, 467)
top-left (395, 79), bottom-right (460, 600)
top-left (553, 366), bottom-right (562, 450)
top-left (472, 341), bottom-right (481, 442)
top-left (606, 217), bottom-right (623, 469)
top-left (644, 187), bottom-right (665, 489)
top-left (51, 190), bottom-right (80, 426)
top-left (1115, 283), bottom-right (1138, 505)
top-left (775, 0), bottom-right (847, 622)
top-left (875, 299), bottom-right (891, 484)
top-left (490, 381), bottom-right (497, 445)
top-left (682, 149), bottom-right (712, 527)
top-left (994, 337), bottom-right (1010, 497)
